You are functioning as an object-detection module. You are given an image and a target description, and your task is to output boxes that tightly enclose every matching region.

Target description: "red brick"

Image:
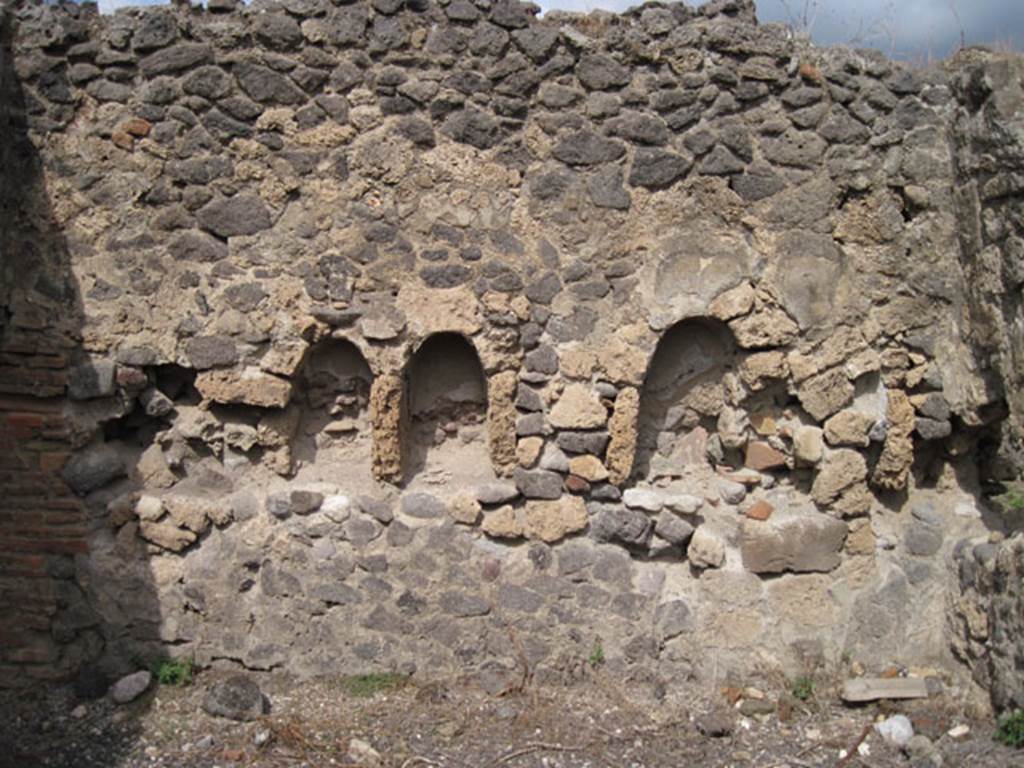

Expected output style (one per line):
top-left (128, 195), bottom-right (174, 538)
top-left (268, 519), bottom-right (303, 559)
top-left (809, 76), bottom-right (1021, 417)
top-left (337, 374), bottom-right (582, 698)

top-left (38, 452), bottom-right (70, 473)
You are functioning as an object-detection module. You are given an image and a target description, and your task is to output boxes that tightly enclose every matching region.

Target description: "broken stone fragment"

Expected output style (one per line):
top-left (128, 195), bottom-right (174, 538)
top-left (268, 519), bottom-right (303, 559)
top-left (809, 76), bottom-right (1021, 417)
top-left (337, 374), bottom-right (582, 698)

top-left (824, 410), bottom-right (875, 447)
top-left (746, 500), bottom-right (774, 521)
top-left (590, 503), bottom-right (652, 547)
top-left (195, 369), bottom-right (292, 408)
top-left (514, 468), bottom-right (563, 500)
top-left (475, 482), bottom-right (519, 505)
top-left (654, 511), bottom-right (695, 545)
top-left (797, 367), bottom-right (855, 422)
top-left (793, 425), bottom-right (824, 465)
top-left (516, 436), bottom-right (544, 467)
top-left (605, 386), bottom-right (639, 485)
top-left (481, 505), bottom-right (523, 538)
top-left (110, 671), bottom-right (151, 705)
top-left (266, 490), bottom-right (324, 519)
top-left (687, 526), bottom-right (726, 568)
top-left (448, 492), bottom-right (481, 525)
top-left (523, 496), bottom-right (588, 543)
top-left (623, 488), bottom-right (664, 512)
top-left (548, 383), bottom-right (607, 429)
top-left (811, 448), bottom-right (867, 508)
top-left (744, 440), bottom-right (787, 471)
top-left (359, 306), bottom-right (406, 340)
top-left (202, 675), bottom-right (268, 721)
top-left (63, 444), bottom-right (126, 495)
top-left (740, 510), bottom-right (847, 574)
top-left (568, 454), bottom-right (608, 482)
top-left (399, 492), bottom-right (446, 519)
top-left (138, 520), bottom-right (196, 551)
top-left (140, 387), bottom-right (174, 417)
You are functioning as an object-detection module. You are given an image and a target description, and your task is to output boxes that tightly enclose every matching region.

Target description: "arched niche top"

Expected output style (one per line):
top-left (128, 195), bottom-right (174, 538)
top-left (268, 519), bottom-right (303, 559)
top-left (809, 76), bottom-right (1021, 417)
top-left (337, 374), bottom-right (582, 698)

top-left (642, 317), bottom-right (736, 394)
top-left (300, 337), bottom-right (374, 397)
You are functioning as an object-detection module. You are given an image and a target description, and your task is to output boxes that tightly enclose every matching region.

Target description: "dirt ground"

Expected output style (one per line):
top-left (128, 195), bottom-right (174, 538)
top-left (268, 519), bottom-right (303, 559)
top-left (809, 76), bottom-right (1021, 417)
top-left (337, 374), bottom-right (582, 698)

top-left (0, 666), bottom-right (1020, 768)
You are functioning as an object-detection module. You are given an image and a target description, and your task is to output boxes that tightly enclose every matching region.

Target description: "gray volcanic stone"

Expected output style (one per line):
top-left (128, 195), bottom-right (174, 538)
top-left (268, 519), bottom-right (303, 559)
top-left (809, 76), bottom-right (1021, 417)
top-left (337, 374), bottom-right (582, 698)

top-left (68, 359), bottom-right (116, 400)
top-left (476, 482), bottom-right (520, 505)
top-left (552, 130), bottom-right (626, 166)
top-left (133, 13), bottom-right (177, 51)
top-left (197, 195), bottom-right (272, 238)
top-left (182, 66), bottom-right (232, 99)
top-left (235, 62), bottom-right (306, 104)
top-left (654, 600), bottom-right (693, 639)
top-left (185, 335), bottom-right (237, 369)
top-left (63, 444), bottom-right (126, 494)
top-left (400, 493), bottom-right (446, 518)
top-left (514, 468), bottom-right (563, 500)
top-left (628, 148), bottom-right (692, 189)
top-left (224, 282), bottom-right (267, 312)
top-left (169, 231), bottom-right (229, 262)
top-left (110, 671), bottom-right (151, 704)
top-left (440, 591), bottom-right (491, 616)
top-left (202, 675), bottom-right (267, 721)
top-left (916, 418), bottom-right (952, 441)
top-left (577, 53), bottom-right (631, 90)
top-left (525, 345), bottom-right (558, 374)
top-left (587, 166), bottom-right (631, 209)
top-left (490, 0), bottom-right (534, 28)
top-left (441, 108), bottom-right (503, 149)
top-left (556, 431), bottom-right (609, 455)
top-left (654, 511), bottom-right (694, 545)
top-left (905, 520), bottom-right (943, 556)
top-left (139, 44), bottom-right (212, 75)
top-left (356, 496), bottom-right (393, 524)
top-left (254, 13), bottom-right (303, 49)
top-left (604, 110), bottom-right (670, 145)
top-left (590, 504), bottom-right (652, 547)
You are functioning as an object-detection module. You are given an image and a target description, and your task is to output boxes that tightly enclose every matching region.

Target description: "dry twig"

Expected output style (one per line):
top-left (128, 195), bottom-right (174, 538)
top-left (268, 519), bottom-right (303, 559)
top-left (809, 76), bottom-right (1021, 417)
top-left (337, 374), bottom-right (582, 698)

top-left (834, 722), bottom-right (872, 768)
top-left (491, 741), bottom-right (587, 766)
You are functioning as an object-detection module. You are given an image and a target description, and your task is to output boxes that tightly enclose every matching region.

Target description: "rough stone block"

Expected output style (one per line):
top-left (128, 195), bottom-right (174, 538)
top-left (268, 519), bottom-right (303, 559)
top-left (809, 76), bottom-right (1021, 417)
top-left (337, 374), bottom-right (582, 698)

top-left (741, 511), bottom-right (847, 574)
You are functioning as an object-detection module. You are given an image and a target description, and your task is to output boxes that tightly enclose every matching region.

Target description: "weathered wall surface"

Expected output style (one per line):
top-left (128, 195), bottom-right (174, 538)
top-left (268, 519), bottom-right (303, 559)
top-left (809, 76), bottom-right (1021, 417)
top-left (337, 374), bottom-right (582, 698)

top-left (2, 0), bottom-right (1023, 699)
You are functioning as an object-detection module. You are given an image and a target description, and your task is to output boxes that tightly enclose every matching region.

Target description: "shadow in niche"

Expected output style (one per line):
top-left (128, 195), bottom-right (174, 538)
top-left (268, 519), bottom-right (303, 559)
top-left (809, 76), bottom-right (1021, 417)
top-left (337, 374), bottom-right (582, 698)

top-left (632, 318), bottom-right (736, 482)
top-left (403, 333), bottom-right (490, 485)
top-left (0, 6), bottom-right (156, 766)
top-left (291, 337), bottom-right (375, 478)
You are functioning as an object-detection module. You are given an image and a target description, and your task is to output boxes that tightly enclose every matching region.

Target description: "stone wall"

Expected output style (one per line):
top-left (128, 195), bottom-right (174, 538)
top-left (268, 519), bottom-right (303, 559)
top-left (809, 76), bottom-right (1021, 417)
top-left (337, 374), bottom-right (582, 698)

top-left (1, 0), bottom-right (1023, 699)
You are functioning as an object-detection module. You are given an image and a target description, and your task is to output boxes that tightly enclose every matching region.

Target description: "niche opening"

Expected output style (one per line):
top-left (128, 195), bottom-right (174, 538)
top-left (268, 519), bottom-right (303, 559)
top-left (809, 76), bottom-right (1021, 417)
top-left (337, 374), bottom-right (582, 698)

top-left (405, 333), bottom-right (489, 482)
top-left (635, 318), bottom-right (736, 481)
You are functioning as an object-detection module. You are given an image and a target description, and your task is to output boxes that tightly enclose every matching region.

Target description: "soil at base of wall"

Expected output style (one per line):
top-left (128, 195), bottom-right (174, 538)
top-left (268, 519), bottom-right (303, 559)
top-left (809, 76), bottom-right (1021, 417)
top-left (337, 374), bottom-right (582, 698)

top-left (0, 670), bottom-right (1019, 768)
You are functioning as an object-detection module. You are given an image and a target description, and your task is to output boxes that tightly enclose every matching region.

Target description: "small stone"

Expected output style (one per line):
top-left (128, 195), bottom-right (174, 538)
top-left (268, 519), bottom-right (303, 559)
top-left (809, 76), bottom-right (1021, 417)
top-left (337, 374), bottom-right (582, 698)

top-left (696, 709), bottom-right (734, 737)
top-left (875, 714), bottom-right (914, 748)
top-left (110, 671), bottom-right (151, 704)
top-left (71, 704), bottom-right (88, 719)
top-left (476, 482), bottom-right (520, 505)
top-left (517, 437), bottom-right (544, 467)
top-left (202, 675), bottom-right (267, 721)
top-left (568, 454), bottom-right (608, 482)
top-left (347, 738), bottom-right (383, 768)
top-left (793, 425), bottom-right (824, 464)
top-left (549, 384), bottom-right (607, 429)
top-left (448, 492), bottom-right (481, 525)
top-left (523, 496), bottom-right (588, 543)
top-left (514, 468), bottom-right (564, 500)
top-left (744, 441), bottom-right (787, 471)
top-left (745, 500), bottom-right (773, 521)
top-left (481, 505), bottom-right (523, 538)
top-left (623, 488), bottom-right (664, 512)
top-left (400, 492), bottom-right (446, 519)
top-left (718, 479), bottom-right (747, 505)
top-left (688, 527), bottom-right (725, 569)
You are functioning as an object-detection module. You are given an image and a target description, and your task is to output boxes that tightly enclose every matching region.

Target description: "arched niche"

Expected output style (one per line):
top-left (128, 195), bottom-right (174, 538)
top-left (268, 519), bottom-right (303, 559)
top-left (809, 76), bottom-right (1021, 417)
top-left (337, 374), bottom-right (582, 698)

top-left (634, 318), bottom-right (736, 481)
top-left (404, 333), bottom-right (490, 482)
top-left (295, 338), bottom-right (374, 468)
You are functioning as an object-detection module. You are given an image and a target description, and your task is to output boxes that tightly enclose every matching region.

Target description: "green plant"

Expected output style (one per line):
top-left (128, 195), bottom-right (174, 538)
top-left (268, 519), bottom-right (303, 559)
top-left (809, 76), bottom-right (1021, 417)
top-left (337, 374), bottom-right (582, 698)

top-left (790, 675), bottom-right (815, 701)
top-left (152, 656), bottom-right (194, 686)
top-left (996, 709), bottom-right (1024, 748)
top-left (587, 639), bottom-right (605, 668)
top-left (341, 672), bottom-right (405, 698)
top-left (1004, 490), bottom-right (1024, 512)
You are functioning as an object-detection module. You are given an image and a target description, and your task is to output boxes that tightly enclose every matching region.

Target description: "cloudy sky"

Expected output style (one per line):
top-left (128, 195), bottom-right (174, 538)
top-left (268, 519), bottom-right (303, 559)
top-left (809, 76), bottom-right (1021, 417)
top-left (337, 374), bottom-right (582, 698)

top-left (96, 0), bottom-right (1022, 60)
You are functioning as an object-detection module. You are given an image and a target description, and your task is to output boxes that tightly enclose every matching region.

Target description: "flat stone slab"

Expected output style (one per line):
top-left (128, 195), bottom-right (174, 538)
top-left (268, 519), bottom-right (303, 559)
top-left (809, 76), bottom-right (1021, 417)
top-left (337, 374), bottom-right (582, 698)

top-left (740, 509), bottom-right (847, 574)
top-left (841, 677), bottom-right (930, 703)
